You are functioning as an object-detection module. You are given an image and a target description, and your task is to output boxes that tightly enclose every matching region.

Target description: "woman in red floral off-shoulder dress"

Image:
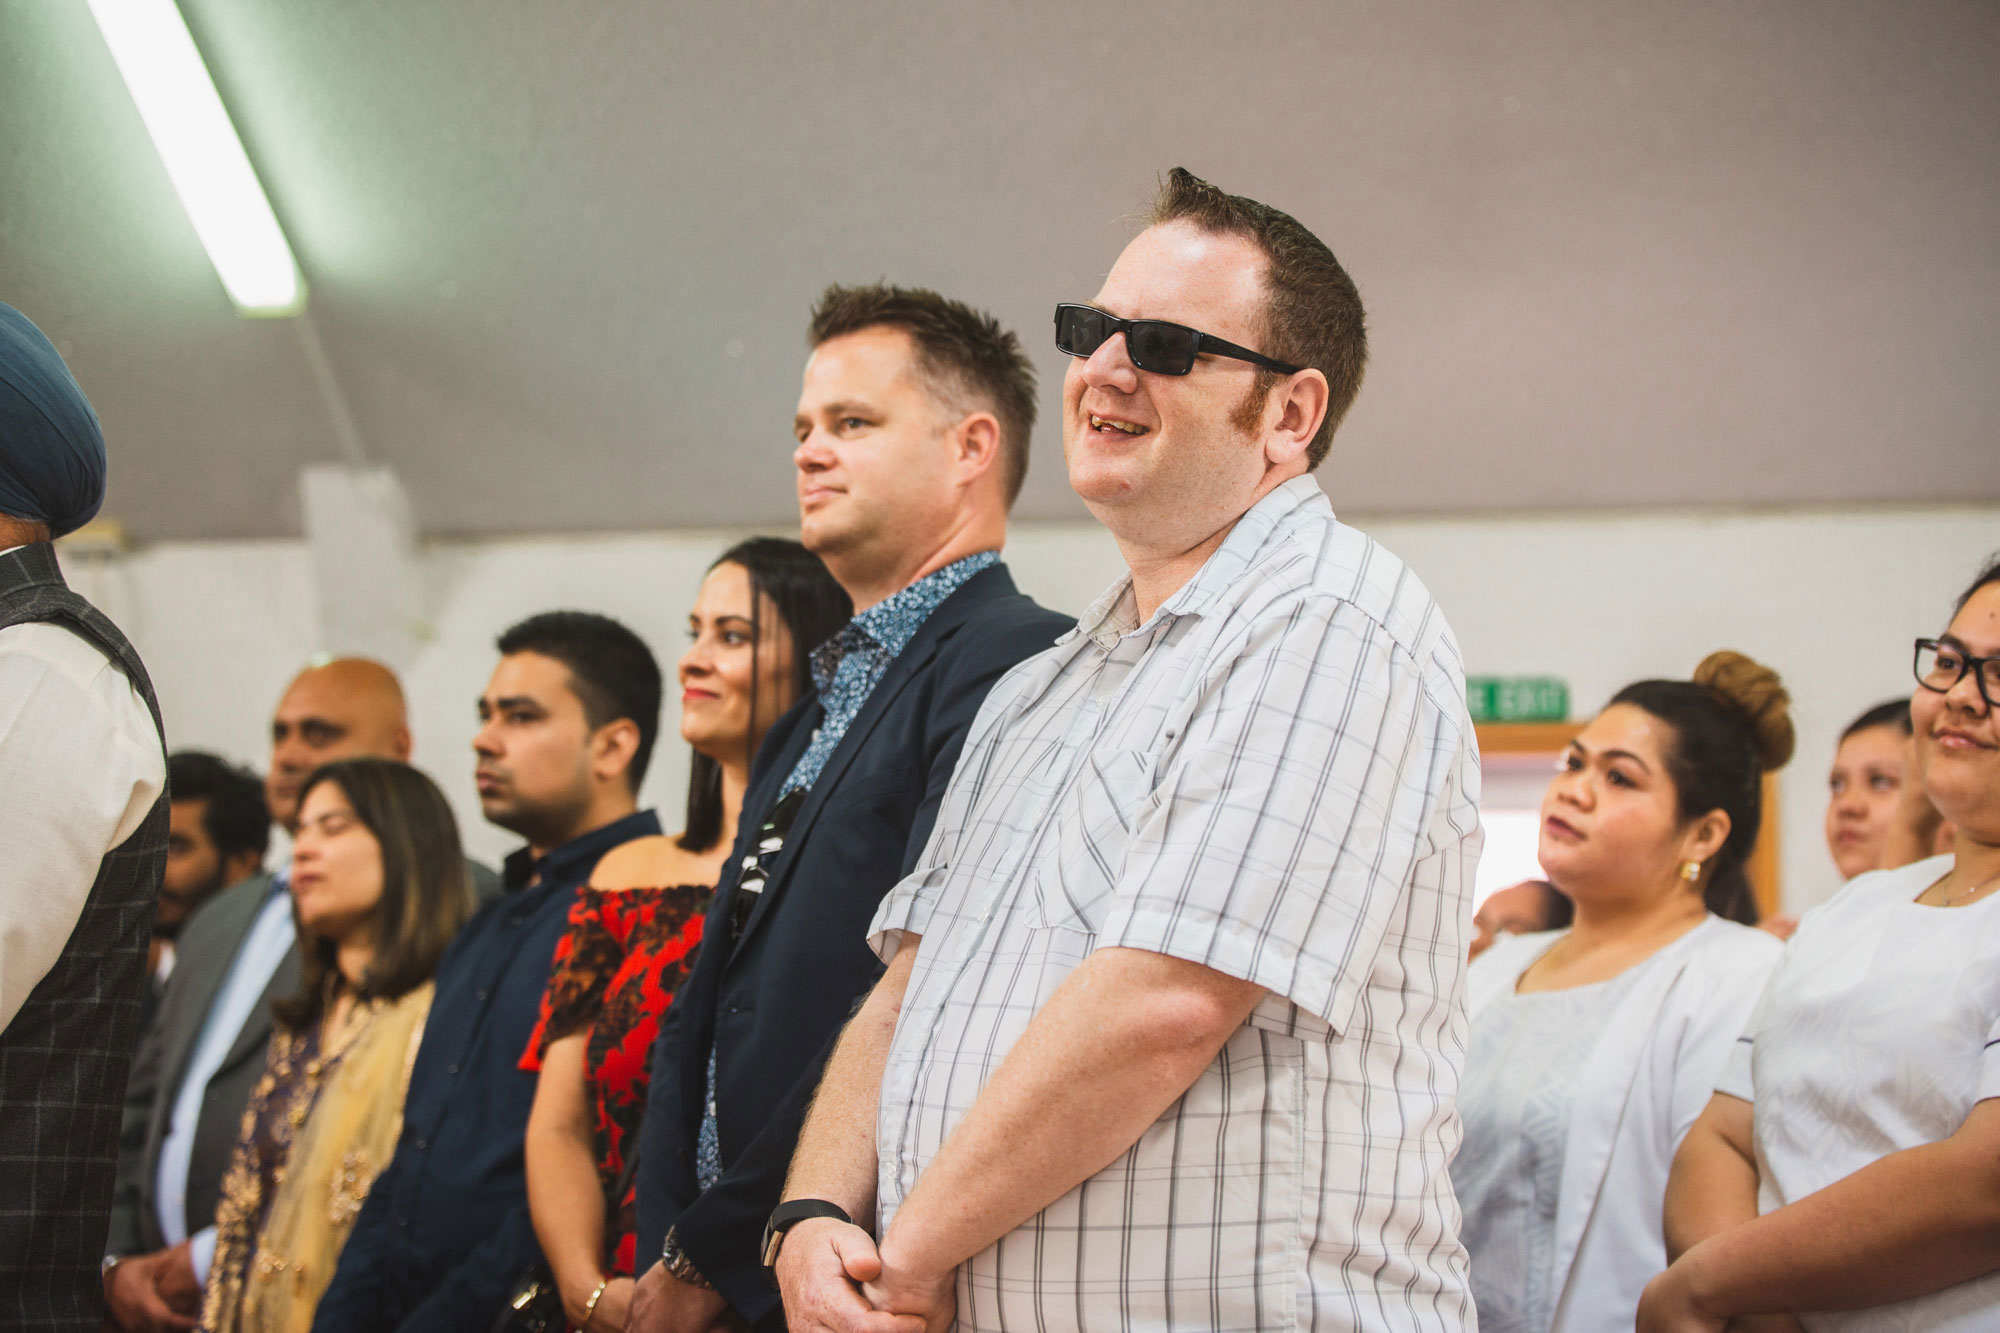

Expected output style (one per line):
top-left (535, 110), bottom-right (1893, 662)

top-left (521, 539), bottom-right (850, 1333)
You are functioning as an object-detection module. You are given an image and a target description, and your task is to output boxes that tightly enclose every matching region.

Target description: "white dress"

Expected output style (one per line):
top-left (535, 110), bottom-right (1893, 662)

top-left (1717, 855), bottom-right (2000, 1331)
top-left (1457, 970), bottom-right (1637, 1331)
top-left (1459, 917), bottom-right (1782, 1333)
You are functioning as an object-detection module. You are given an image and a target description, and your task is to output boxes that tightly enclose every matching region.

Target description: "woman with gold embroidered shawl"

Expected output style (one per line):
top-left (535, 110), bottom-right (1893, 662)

top-left (201, 759), bottom-right (475, 1333)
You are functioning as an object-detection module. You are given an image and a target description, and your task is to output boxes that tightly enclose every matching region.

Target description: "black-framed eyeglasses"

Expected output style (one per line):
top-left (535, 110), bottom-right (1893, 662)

top-left (1914, 637), bottom-right (2000, 709)
top-left (1053, 303), bottom-right (1302, 377)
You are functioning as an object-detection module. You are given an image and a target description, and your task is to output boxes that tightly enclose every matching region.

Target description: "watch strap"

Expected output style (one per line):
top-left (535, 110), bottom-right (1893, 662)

top-left (761, 1198), bottom-right (856, 1272)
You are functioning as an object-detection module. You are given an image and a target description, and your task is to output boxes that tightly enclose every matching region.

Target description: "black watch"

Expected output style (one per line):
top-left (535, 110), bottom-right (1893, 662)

top-left (761, 1199), bottom-right (855, 1273)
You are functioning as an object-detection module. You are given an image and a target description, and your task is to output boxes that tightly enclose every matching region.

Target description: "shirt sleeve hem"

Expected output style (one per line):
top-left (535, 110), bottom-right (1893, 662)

top-left (867, 871), bottom-right (943, 961)
top-left (1095, 898), bottom-right (1358, 1031)
top-left (1713, 1038), bottom-right (1756, 1101)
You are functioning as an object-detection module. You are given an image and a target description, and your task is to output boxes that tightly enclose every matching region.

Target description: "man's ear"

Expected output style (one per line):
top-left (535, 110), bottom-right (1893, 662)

top-left (594, 718), bottom-right (643, 788)
top-left (1264, 369), bottom-right (1329, 469)
top-left (951, 411), bottom-right (1003, 488)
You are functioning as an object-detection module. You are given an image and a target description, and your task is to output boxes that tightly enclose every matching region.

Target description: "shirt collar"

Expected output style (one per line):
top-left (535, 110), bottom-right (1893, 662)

top-left (1072, 476), bottom-right (1329, 650)
top-left (812, 550), bottom-right (999, 689)
top-left (502, 808), bottom-right (663, 894)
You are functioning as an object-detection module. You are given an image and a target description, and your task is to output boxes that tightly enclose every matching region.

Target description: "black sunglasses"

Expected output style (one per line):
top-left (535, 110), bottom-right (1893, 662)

top-left (1053, 303), bottom-right (1302, 377)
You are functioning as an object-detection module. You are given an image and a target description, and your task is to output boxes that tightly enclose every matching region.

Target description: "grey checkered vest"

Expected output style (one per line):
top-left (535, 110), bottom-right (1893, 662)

top-left (0, 543), bottom-right (167, 1330)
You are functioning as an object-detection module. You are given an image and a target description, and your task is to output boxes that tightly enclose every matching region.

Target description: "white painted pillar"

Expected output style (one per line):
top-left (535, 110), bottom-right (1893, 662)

top-left (298, 463), bottom-right (425, 670)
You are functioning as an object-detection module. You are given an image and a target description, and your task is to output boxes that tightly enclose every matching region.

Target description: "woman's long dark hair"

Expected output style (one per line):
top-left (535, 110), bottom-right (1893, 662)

top-left (1608, 651), bottom-right (1795, 925)
top-left (679, 538), bottom-right (852, 852)
top-left (274, 759), bottom-right (476, 1028)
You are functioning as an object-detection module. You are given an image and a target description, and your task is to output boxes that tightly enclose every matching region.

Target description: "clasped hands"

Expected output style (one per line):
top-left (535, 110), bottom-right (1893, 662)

top-left (102, 1240), bottom-right (201, 1333)
top-left (776, 1216), bottom-right (954, 1333)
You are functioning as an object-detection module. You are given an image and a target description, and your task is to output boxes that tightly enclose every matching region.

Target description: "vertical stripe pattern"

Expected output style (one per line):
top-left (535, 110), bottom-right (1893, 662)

top-left (869, 477), bottom-right (1483, 1331)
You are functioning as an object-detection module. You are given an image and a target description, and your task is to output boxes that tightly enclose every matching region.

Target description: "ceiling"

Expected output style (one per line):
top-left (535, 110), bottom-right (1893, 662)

top-left (2, 0), bottom-right (1996, 542)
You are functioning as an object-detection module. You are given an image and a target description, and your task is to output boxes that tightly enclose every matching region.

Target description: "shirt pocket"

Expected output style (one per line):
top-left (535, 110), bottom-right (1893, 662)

top-left (1027, 746), bottom-right (1154, 936)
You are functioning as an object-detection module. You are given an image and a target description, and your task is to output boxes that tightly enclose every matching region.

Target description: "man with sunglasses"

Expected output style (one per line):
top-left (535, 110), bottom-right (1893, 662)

top-left (772, 170), bottom-right (1482, 1332)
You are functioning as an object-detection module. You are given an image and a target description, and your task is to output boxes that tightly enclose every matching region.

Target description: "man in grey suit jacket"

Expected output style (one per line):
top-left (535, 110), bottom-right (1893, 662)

top-left (102, 657), bottom-right (494, 1330)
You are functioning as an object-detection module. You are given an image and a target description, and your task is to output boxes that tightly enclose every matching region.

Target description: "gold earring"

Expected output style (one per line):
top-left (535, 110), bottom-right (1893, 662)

top-left (1680, 859), bottom-right (1703, 882)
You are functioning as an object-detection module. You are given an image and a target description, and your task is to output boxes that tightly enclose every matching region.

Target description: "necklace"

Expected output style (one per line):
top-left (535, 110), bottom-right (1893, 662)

top-left (1934, 868), bottom-right (2000, 908)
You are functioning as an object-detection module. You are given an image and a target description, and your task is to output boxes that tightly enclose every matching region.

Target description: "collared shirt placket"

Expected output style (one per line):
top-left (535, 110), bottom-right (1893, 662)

top-left (879, 611), bottom-right (1173, 1214)
top-left (867, 477), bottom-right (1481, 1331)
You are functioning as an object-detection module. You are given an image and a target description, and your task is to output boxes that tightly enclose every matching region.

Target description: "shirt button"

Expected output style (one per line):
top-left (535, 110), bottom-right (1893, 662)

top-left (414, 1137), bottom-right (429, 1151)
top-left (447, 1062), bottom-right (461, 1075)
top-left (475, 988), bottom-right (489, 1002)
top-left (396, 1215), bottom-right (409, 1230)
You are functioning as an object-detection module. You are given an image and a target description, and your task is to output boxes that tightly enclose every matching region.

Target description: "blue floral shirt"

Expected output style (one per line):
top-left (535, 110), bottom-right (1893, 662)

top-left (692, 549), bottom-right (998, 1193)
top-left (777, 550), bottom-right (999, 798)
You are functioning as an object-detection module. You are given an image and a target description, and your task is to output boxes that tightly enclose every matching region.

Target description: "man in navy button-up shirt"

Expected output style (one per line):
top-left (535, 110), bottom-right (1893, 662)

top-left (315, 612), bottom-right (665, 1333)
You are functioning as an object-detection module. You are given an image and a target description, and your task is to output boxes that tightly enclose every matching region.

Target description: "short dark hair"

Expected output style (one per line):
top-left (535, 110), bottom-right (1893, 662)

top-left (496, 610), bottom-right (663, 792)
top-left (1841, 698), bottom-right (1913, 742)
top-left (275, 759), bottom-right (475, 1029)
top-left (1150, 167), bottom-right (1368, 470)
top-left (1609, 651), bottom-right (1796, 926)
top-left (166, 750), bottom-right (270, 865)
top-left (680, 538), bottom-right (852, 853)
top-left (808, 283), bottom-right (1037, 506)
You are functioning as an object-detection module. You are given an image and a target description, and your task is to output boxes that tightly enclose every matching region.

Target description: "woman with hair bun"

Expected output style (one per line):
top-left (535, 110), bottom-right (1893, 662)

top-left (1455, 651), bottom-right (1792, 1332)
top-left (1645, 559), bottom-right (2000, 1333)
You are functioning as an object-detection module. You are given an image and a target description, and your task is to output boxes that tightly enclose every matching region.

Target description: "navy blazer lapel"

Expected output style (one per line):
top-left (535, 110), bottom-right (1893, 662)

top-left (678, 700), bottom-right (818, 1132)
top-left (709, 700), bottom-right (819, 916)
top-left (727, 566), bottom-right (1015, 958)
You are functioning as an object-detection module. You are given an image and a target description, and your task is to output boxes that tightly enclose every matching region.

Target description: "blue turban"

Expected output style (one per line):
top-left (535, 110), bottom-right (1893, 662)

top-left (0, 303), bottom-right (106, 539)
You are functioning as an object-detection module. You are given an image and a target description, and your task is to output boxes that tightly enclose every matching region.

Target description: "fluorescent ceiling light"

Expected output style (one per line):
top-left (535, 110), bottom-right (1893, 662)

top-left (85, 0), bottom-right (304, 315)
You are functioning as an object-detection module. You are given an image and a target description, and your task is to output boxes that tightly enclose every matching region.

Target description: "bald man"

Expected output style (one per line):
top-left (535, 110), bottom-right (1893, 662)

top-left (104, 659), bottom-right (441, 1331)
top-left (264, 657), bottom-right (412, 829)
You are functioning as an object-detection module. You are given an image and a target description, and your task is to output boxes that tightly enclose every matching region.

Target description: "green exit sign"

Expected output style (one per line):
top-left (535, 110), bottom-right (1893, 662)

top-left (1467, 676), bottom-right (1570, 723)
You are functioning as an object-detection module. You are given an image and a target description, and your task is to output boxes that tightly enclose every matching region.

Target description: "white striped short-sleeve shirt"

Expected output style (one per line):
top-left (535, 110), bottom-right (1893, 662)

top-left (868, 476), bottom-right (1483, 1332)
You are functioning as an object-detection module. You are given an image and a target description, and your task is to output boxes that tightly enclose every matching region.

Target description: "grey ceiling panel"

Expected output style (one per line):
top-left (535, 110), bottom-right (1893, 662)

top-left (2, 0), bottom-right (1995, 541)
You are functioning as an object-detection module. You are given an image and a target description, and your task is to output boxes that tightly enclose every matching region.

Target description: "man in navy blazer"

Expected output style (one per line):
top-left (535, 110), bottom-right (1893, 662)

top-left (628, 285), bottom-right (1070, 1332)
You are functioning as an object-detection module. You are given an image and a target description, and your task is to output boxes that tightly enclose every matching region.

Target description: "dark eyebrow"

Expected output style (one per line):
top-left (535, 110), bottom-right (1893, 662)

top-left (1569, 739), bottom-right (1652, 773)
top-left (492, 695), bottom-right (545, 712)
top-left (1940, 631), bottom-right (2000, 658)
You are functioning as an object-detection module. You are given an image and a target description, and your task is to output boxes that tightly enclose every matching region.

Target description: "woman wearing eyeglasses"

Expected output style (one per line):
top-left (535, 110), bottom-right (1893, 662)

top-left (1643, 557), bottom-right (2000, 1333)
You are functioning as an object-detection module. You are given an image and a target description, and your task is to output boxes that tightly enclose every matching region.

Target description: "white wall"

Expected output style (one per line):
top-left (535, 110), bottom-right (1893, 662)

top-left (66, 505), bottom-right (1999, 911)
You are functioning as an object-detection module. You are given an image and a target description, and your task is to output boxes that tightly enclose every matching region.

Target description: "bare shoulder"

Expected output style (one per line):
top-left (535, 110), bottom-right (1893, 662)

top-left (588, 834), bottom-right (718, 891)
